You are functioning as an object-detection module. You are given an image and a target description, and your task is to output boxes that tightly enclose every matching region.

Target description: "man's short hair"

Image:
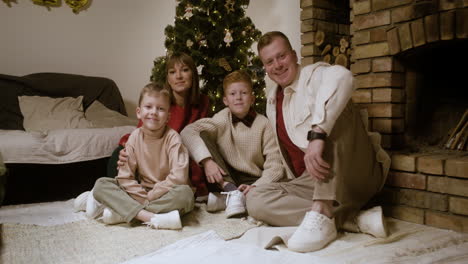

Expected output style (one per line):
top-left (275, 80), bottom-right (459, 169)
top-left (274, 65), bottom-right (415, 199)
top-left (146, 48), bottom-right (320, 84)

top-left (257, 31), bottom-right (293, 53)
top-left (222, 70), bottom-right (253, 95)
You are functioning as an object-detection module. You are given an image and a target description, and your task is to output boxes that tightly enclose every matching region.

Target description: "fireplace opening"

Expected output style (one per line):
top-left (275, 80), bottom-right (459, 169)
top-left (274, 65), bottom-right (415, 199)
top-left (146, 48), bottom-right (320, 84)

top-left (398, 39), bottom-right (468, 152)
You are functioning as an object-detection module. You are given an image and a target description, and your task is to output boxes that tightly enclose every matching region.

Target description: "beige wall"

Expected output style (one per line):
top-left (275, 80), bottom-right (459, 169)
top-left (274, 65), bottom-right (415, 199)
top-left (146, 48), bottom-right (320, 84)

top-left (0, 0), bottom-right (300, 117)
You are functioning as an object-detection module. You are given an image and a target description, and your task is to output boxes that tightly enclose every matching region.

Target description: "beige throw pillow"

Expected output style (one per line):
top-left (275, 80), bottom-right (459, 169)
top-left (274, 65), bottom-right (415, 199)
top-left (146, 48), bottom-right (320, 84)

top-left (18, 95), bottom-right (92, 132)
top-left (85, 100), bottom-right (138, 128)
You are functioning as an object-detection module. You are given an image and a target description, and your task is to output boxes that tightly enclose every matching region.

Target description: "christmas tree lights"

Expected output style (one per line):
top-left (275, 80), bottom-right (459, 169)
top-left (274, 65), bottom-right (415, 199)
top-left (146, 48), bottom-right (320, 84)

top-left (151, 0), bottom-right (266, 114)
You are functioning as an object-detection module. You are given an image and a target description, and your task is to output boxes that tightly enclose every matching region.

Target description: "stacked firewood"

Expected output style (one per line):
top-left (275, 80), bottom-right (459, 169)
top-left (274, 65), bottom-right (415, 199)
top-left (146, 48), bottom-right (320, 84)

top-left (315, 30), bottom-right (351, 68)
top-left (445, 109), bottom-right (468, 151)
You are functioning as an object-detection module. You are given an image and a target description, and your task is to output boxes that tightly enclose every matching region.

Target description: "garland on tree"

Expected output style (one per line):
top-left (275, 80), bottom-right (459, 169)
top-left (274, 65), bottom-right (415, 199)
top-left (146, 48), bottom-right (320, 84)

top-left (151, 0), bottom-right (266, 114)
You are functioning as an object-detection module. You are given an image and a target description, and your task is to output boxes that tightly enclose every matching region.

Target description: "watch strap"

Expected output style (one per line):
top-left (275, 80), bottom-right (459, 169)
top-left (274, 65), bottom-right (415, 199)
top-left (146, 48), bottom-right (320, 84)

top-left (307, 130), bottom-right (327, 141)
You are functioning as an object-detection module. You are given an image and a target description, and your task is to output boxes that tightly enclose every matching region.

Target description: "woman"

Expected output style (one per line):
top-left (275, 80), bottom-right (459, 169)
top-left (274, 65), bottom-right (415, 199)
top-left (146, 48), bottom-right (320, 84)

top-left (107, 52), bottom-right (211, 197)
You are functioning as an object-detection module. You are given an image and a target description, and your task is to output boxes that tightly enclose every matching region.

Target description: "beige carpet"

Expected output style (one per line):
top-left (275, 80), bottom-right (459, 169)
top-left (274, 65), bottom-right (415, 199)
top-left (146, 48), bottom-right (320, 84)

top-left (240, 218), bottom-right (468, 263)
top-left (1, 203), bottom-right (257, 264)
top-left (0, 199), bottom-right (86, 226)
top-left (3, 201), bottom-right (468, 264)
top-left (121, 221), bottom-right (468, 264)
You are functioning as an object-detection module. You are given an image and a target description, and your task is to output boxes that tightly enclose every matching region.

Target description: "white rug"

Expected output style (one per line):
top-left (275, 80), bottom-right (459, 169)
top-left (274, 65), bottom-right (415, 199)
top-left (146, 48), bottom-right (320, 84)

top-left (1, 201), bottom-right (257, 264)
top-left (122, 230), bottom-right (322, 264)
top-left (0, 199), bottom-right (86, 226)
top-left (2, 200), bottom-right (468, 264)
top-left (123, 220), bottom-right (468, 264)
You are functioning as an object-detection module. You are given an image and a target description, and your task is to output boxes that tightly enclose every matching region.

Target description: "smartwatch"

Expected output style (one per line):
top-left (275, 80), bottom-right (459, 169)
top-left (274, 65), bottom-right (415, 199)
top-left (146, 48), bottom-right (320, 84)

top-left (307, 130), bottom-right (327, 141)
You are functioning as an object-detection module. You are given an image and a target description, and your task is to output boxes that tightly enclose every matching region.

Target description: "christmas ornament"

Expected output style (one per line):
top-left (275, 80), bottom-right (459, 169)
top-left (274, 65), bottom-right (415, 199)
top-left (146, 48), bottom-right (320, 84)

top-left (251, 70), bottom-right (258, 83)
top-left (195, 33), bottom-right (203, 41)
top-left (184, 5), bottom-right (193, 19)
top-left (225, 0), bottom-right (235, 13)
top-left (224, 29), bottom-right (233, 47)
top-left (218, 58), bottom-right (232, 72)
top-left (186, 39), bottom-right (194, 48)
top-left (197, 65), bottom-right (204, 75)
top-left (199, 39), bottom-right (208, 47)
top-left (32, 0), bottom-right (59, 9)
top-left (2, 0), bottom-right (13, 7)
top-left (65, 0), bottom-right (89, 14)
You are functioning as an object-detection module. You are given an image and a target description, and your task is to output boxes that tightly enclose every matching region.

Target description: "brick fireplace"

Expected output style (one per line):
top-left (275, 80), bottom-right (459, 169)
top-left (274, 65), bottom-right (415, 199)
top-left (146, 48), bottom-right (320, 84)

top-left (300, 0), bottom-right (468, 232)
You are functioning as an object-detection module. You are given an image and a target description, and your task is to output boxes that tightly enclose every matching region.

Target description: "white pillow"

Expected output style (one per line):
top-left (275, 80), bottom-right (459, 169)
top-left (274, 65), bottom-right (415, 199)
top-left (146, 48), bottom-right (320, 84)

top-left (85, 100), bottom-right (138, 128)
top-left (18, 95), bottom-right (92, 132)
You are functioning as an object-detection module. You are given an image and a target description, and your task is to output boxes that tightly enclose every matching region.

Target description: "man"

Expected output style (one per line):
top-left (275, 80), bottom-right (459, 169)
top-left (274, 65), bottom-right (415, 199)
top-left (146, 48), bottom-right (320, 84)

top-left (245, 31), bottom-right (390, 252)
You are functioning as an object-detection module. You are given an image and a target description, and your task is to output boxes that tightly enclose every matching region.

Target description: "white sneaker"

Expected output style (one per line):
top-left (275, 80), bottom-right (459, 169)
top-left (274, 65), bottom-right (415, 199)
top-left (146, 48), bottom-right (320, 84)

top-left (102, 208), bottom-right (126, 225)
top-left (74, 191), bottom-right (89, 212)
top-left (85, 189), bottom-right (105, 219)
top-left (287, 211), bottom-right (337, 253)
top-left (206, 192), bottom-right (227, 212)
top-left (223, 190), bottom-right (246, 218)
top-left (356, 206), bottom-right (388, 238)
top-left (146, 210), bottom-right (182, 230)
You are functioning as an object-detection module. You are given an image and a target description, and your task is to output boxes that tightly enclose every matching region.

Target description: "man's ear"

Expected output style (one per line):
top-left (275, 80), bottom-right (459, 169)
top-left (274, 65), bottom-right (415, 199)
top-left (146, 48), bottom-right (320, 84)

top-left (292, 49), bottom-right (298, 63)
top-left (223, 96), bottom-right (229, 106)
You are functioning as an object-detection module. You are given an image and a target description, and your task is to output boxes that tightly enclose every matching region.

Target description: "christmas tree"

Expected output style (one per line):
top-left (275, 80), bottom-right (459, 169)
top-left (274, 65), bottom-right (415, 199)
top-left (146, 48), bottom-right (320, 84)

top-left (151, 0), bottom-right (266, 114)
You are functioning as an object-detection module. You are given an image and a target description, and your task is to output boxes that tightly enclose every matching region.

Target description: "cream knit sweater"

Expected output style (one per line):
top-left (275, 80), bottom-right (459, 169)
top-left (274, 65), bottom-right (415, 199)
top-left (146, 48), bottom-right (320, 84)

top-left (117, 127), bottom-right (189, 204)
top-left (180, 108), bottom-right (285, 186)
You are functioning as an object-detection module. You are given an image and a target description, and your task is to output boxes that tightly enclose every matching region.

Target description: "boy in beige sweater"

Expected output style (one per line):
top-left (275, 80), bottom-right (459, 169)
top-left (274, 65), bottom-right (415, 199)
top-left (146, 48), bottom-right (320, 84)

top-left (180, 70), bottom-right (284, 218)
top-left (75, 83), bottom-right (194, 228)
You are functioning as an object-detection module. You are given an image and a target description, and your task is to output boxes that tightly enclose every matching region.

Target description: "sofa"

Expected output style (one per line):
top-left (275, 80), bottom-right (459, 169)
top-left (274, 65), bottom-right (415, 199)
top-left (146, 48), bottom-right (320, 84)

top-left (0, 72), bottom-right (137, 205)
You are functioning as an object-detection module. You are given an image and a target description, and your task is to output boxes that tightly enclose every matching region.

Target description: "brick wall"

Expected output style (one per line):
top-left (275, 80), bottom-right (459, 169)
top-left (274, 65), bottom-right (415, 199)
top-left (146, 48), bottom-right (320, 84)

top-left (383, 153), bottom-right (468, 232)
top-left (300, 0), bottom-right (468, 232)
top-left (350, 0), bottom-right (467, 149)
